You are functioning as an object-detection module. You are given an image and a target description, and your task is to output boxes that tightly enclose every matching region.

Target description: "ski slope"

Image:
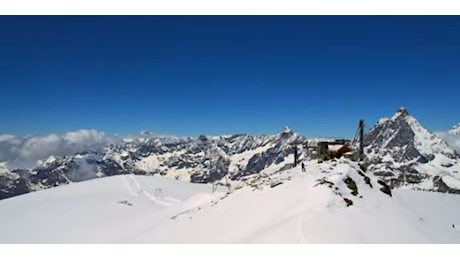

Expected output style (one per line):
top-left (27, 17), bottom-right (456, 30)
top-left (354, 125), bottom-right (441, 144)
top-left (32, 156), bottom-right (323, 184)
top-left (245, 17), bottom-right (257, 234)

top-left (0, 174), bottom-right (228, 243)
top-left (1, 159), bottom-right (460, 243)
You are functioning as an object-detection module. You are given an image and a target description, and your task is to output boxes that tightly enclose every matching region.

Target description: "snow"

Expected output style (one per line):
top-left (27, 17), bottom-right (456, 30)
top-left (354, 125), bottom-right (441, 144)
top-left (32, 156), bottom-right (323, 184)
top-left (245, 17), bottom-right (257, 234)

top-left (416, 154), bottom-right (460, 180)
top-left (442, 175), bottom-right (460, 190)
top-left (0, 174), bottom-right (226, 243)
top-left (40, 155), bottom-right (59, 165)
top-left (448, 123), bottom-right (460, 135)
top-left (381, 154), bottom-right (394, 162)
top-left (435, 130), bottom-right (460, 153)
top-left (134, 150), bottom-right (186, 173)
top-left (228, 143), bottom-right (275, 173)
top-left (0, 162), bottom-right (14, 177)
top-left (405, 115), bottom-right (456, 156)
top-left (377, 118), bottom-right (391, 125)
top-left (262, 153), bottom-right (294, 174)
top-left (168, 167), bottom-right (193, 182)
top-left (282, 126), bottom-right (292, 133)
top-left (132, 149), bottom-right (198, 182)
top-left (328, 144), bottom-right (344, 152)
top-left (2, 158), bottom-right (460, 243)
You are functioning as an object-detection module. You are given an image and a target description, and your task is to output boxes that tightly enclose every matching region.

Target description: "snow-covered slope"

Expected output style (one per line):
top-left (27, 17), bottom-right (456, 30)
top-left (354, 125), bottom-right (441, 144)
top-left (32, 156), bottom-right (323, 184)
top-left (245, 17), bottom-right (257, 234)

top-left (363, 107), bottom-right (460, 193)
top-left (448, 123), bottom-right (460, 135)
top-left (0, 174), bottom-right (228, 243)
top-left (2, 158), bottom-right (460, 244)
top-left (1, 126), bottom-right (313, 201)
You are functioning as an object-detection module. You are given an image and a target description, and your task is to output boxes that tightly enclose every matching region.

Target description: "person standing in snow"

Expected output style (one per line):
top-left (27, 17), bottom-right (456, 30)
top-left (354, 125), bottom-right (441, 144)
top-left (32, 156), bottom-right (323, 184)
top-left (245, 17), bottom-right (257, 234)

top-left (301, 162), bottom-right (305, 172)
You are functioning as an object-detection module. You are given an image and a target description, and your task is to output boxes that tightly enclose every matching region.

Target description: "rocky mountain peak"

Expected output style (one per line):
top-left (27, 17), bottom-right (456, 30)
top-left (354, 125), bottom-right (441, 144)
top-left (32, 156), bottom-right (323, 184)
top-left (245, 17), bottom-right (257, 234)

top-left (393, 107), bottom-right (410, 119)
top-left (278, 126), bottom-right (294, 141)
top-left (140, 130), bottom-right (151, 135)
top-left (282, 126), bottom-right (292, 134)
top-left (448, 123), bottom-right (460, 135)
top-left (364, 107), bottom-right (460, 193)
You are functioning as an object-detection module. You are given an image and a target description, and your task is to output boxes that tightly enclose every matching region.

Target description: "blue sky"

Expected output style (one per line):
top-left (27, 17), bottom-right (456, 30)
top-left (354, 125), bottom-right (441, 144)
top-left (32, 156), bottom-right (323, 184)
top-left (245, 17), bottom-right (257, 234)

top-left (1, 16), bottom-right (460, 138)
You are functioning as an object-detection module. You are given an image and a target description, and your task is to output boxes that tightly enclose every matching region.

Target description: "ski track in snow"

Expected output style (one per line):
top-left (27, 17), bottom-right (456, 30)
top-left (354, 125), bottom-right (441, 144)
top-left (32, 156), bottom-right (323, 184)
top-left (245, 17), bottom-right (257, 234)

top-left (122, 174), bottom-right (177, 207)
top-left (129, 174), bottom-right (157, 202)
top-left (121, 175), bottom-right (139, 196)
top-left (135, 176), bottom-right (157, 202)
top-left (295, 214), bottom-right (307, 244)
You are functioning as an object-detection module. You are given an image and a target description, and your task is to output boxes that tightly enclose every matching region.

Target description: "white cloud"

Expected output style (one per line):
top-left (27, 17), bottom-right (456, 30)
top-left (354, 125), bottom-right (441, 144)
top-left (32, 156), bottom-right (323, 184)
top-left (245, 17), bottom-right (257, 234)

top-left (0, 135), bottom-right (15, 142)
top-left (434, 131), bottom-right (460, 153)
top-left (64, 129), bottom-right (117, 145)
top-left (0, 130), bottom-right (123, 164)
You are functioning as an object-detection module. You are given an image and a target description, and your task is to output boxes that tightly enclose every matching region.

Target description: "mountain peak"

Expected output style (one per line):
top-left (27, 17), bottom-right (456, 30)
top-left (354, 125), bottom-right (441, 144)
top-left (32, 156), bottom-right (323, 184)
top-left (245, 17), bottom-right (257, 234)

top-left (448, 123), bottom-right (460, 135)
top-left (140, 130), bottom-right (152, 135)
top-left (394, 107), bottom-right (409, 118)
top-left (364, 107), bottom-right (460, 192)
top-left (282, 126), bottom-right (292, 134)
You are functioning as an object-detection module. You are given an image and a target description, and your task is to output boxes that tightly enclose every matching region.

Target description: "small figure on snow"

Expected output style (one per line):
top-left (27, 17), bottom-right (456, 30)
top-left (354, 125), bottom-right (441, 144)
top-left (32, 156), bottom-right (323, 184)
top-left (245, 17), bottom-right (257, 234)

top-left (301, 162), bottom-right (306, 172)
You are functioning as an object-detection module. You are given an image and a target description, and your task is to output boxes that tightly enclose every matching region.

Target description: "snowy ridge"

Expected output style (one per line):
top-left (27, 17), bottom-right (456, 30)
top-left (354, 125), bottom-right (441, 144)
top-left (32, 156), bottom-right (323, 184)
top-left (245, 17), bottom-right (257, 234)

top-left (2, 158), bottom-right (460, 243)
top-left (404, 115), bottom-right (457, 158)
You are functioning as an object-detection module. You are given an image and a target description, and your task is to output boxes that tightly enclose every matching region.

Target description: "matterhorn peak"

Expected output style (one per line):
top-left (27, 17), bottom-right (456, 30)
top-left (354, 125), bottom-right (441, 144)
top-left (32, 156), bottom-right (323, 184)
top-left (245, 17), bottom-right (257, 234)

top-left (282, 126), bottom-right (292, 134)
top-left (392, 107), bottom-right (410, 119)
top-left (364, 106), bottom-right (460, 193)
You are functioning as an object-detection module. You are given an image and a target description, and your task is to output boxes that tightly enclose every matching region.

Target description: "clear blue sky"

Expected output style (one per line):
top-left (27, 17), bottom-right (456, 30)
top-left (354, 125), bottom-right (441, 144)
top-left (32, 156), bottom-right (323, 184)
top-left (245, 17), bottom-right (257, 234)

top-left (1, 16), bottom-right (460, 138)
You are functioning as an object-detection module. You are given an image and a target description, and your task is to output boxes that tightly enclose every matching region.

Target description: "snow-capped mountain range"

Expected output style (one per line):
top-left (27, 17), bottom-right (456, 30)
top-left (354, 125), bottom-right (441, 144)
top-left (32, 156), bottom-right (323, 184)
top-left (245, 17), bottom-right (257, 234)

top-left (0, 127), bottom-right (309, 200)
top-left (2, 108), bottom-right (460, 201)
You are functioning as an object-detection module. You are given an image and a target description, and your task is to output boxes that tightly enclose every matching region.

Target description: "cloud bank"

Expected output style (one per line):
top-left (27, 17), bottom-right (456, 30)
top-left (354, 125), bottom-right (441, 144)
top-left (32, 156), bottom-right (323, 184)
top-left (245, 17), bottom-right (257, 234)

top-left (0, 129), bottom-right (123, 164)
top-left (434, 131), bottom-right (460, 153)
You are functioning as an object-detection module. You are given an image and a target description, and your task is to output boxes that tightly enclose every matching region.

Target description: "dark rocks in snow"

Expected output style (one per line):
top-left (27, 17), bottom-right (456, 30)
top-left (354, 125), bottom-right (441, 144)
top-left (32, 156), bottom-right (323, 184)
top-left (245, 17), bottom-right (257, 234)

top-left (0, 176), bottom-right (29, 200)
top-left (278, 163), bottom-right (294, 172)
top-left (343, 198), bottom-right (353, 207)
top-left (118, 200), bottom-right (133, 206)
top-left (433, 177), bottom-right (460, 194)
top-left (190, 156), bottom-right (230, 183)
top-left (373, 171), bottom-right (395, 177)
top-left (378, 180), bottom-right (392, 197)
top-left (137, 140), bottom-right (169, 156)
top-left (442, 162), bottom-right (454, 168)
top-left (364, 176), bottom-right (372, 188)
top-left (100, 160), bottom-right (127, 176)
top-left (397, 107), bottom-right (409, 116)
top-left (344, 177), bottom-right (359, 196)
top-left (245, 145), bottom-right (295, 176)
